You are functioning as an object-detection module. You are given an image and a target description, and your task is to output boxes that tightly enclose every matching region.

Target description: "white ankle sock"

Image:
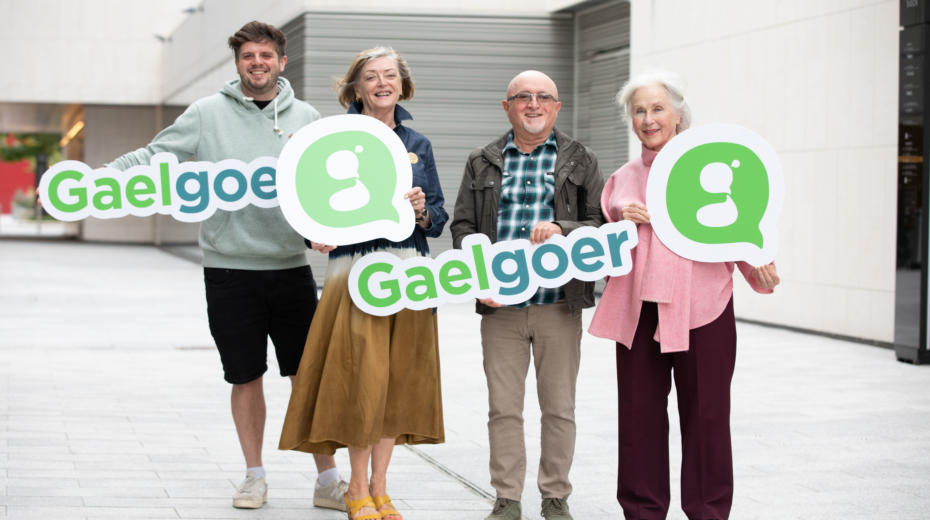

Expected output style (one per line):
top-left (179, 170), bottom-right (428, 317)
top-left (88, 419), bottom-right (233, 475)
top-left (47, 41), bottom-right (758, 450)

top-left (247, 466), bottom-right (266, 479)
top-left (317, 467), bottom-right (340, 486)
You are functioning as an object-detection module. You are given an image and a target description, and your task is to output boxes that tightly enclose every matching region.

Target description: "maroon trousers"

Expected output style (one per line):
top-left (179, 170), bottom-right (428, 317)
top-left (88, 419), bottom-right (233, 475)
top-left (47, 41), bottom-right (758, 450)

top-left (616, 299), bottom-right (736, 520)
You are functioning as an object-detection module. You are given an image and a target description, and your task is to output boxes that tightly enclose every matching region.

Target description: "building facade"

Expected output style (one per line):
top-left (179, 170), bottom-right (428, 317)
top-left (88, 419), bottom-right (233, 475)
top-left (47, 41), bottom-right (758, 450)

top-left (0, 0), bottom-right (904, 345)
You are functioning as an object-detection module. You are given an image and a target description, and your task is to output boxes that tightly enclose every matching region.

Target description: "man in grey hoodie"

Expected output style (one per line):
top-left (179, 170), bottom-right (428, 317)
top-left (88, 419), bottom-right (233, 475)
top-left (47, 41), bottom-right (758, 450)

top-left (108, 21), bottom-right (346, 511)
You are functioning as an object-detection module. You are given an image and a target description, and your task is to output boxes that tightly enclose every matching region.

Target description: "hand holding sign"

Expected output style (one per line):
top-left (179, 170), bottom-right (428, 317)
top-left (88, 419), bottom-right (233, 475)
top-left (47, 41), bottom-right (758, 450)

top-left (621, 202), bottom-right (650, 225)
top-left (750, 263), bottom-right (780, 290)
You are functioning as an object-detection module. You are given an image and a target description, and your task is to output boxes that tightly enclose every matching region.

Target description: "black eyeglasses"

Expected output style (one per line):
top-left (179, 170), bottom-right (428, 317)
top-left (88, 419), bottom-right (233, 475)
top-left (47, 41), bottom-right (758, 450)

top-left (506, 92), bottom-right (560, 105)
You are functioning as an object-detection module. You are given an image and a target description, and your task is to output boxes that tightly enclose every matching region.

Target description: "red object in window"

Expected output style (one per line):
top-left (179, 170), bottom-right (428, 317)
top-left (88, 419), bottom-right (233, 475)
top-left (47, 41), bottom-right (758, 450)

top-left (0, 160), bottom-right (34, 214)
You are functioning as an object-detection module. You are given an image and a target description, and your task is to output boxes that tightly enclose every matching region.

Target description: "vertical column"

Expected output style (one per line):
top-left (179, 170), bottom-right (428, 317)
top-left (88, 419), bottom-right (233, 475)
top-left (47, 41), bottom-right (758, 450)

top-left (896, 0), bottom-right (930, 364)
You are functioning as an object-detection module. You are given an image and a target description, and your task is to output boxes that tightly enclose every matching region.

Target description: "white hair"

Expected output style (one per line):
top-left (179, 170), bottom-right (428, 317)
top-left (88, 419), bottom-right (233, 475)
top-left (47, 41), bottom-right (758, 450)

top-left (617, 69), bottom-right (691, 131)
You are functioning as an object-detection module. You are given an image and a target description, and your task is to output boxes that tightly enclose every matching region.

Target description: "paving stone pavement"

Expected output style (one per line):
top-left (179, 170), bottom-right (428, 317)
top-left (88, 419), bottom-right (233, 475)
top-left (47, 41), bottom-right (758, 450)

top-left (1, 239), bottom-right (929, 519)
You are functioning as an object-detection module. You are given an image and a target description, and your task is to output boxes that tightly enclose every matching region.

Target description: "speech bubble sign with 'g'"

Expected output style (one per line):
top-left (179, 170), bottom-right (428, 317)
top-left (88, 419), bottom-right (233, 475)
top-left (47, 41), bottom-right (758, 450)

top-left (276, 114), bottom-right (415, 245)
top-left (646, 124), bottom-right (783, 267)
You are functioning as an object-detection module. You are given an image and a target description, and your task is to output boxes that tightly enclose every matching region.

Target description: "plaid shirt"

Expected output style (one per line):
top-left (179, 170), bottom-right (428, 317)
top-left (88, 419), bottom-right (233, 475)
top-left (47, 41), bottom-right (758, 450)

top-left (497, 131), bottom-right (564, 307)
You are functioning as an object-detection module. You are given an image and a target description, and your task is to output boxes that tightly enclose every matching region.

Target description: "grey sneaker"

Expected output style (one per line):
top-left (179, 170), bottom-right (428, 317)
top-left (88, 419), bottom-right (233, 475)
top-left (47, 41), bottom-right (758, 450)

top-left (486, 497), bottom-right (521, 520)
top-left (541, 498), bottom-right (573, 520)
top-left (313, 477), bottom-right (349, 511)
top-left (232, 471), bottom-right (267, 509)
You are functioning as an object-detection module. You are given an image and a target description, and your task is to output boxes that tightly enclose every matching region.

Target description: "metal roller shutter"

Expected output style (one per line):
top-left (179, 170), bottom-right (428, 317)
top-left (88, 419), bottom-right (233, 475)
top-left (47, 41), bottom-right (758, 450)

top-left (283, 12), bottom-right (575, 285)
top-left (575, 1), bottom-right (631, 177)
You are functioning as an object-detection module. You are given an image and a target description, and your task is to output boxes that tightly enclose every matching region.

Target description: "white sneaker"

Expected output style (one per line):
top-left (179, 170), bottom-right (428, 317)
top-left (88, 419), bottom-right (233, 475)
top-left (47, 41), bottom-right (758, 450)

top-left (232, 471), bottom-right (267, 509)
top-left (313, 477), bottom-right (349, 511)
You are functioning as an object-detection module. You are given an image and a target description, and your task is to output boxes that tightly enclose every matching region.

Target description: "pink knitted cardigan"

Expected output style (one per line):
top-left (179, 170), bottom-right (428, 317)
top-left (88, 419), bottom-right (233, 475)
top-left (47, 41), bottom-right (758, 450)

top-left (588, 145), bottom-right (772, 352)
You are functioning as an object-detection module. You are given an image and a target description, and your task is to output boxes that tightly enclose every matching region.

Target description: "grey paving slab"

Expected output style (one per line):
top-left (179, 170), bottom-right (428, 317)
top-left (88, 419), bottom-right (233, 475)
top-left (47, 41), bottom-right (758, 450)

top-left (80, 507), bottom-right (181, 519)
top-left (11, 469), bottom-right (159, 480)
top-left (171, 506), bottom-right (342, 520)
top-left (80, 497), bottom-right (224, 508)
top-left (1, 239), bottom-right (930, 520)
top-left (6, 486), bottom-right (168, 498)
top-left (0, 496), bottom-right (84, 507)
top-left (1, 460), bottom-right (74, 471)
top-left (0, 477), bottom-right (79, 489)
top-left (3, 506), bottom-right (86, 519)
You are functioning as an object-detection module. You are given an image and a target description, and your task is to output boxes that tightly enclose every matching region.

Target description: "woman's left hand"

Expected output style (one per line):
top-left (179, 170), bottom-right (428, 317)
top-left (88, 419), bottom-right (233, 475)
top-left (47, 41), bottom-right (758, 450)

top-left (405, 187), bottom-right (425, 212)
top-left (750, 263), bottom-right (780, 290)
top-left (405, 187), bottom-right (429, 227)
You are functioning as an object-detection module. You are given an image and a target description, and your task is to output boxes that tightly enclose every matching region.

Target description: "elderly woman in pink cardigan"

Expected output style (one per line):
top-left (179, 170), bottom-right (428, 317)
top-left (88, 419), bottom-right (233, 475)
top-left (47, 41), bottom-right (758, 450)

top-left (589, 70), bottom-right (780, 520)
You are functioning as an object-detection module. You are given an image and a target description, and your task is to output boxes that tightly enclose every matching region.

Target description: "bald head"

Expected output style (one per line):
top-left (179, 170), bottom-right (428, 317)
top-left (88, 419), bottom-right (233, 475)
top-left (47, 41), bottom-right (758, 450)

top-left (507, 70), bottom-right (559, 99)
top-left (503, 70), bottom-right (562, 152)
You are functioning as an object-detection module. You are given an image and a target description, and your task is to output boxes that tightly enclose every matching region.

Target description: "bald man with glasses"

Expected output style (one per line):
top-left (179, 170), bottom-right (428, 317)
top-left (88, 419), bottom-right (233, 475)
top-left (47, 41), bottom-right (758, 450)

top-left (451, 70), bottom-right (605, 520)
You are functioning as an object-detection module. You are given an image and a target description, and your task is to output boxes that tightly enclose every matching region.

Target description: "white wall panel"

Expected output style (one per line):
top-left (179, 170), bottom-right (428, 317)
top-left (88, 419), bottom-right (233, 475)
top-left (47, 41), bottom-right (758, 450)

top-left (1, 0), bottom-right (194, 104)
top-left (630, 0), bottom-right (899, 342)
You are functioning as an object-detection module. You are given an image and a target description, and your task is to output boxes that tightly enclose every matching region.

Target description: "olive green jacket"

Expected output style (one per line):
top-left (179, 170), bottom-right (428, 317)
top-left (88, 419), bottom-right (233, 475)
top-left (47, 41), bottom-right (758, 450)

top-left (450, 128), bottom-right (606, 314)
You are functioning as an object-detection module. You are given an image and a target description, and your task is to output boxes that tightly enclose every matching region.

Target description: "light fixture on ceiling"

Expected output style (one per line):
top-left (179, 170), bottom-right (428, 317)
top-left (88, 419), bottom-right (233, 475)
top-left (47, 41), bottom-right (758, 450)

top-left (60, 120), bottom-right (85, 148)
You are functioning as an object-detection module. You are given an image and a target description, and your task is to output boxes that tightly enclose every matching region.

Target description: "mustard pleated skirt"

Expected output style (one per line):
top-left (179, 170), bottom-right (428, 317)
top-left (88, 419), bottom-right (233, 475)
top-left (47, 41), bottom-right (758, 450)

top-left (279, 253), bottom-right (444, 455)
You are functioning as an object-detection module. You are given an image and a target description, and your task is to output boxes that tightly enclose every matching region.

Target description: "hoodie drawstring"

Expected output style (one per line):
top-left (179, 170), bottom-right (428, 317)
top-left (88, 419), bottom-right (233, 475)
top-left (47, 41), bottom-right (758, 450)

top-left (273, 97), bottom-right (282, 135)
top-left (242, 95), bottom-right (283, 136)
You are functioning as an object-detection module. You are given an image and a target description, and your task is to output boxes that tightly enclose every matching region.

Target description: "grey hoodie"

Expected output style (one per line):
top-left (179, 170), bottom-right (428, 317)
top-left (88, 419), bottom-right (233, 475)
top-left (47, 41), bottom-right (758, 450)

top-left (109, 77), bottom-right (321, 269)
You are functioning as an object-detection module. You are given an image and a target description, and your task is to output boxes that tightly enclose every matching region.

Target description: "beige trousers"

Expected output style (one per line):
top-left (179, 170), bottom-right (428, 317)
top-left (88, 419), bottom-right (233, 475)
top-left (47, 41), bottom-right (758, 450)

top-left (480, 302), bottom-right (582, 501)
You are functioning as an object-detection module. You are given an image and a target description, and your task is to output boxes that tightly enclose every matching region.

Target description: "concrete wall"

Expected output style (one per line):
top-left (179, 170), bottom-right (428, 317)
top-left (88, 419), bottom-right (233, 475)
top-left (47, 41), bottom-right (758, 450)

top-left (629, 0), bottom-right (899, 342)
top-left (1, 0), bottom-right (195, 104)
top-left (1, 0), bottom-right (566, 108)
top-left (161, 0), bottom-right (554, 105)
top-left (3, 0), bottom-right (903, 342)
top-left (80, 105), bottom-right (195, 243)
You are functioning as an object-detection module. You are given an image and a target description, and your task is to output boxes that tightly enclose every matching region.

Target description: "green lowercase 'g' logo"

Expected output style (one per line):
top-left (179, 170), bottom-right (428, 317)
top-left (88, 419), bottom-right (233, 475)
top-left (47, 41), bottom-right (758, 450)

top-left (295, 131), bottom-right (398, 228)
top-left (276, 115), bottom-right (415, 245)
top-left (666, 142), bottom-right (768, 248)
top-left (646, 125), bottom-right (784, 267)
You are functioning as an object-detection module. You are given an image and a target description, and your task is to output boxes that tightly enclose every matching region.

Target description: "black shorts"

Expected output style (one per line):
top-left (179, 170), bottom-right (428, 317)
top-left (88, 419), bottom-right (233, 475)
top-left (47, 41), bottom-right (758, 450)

top-left (204, 266), bottom-right (318, 384)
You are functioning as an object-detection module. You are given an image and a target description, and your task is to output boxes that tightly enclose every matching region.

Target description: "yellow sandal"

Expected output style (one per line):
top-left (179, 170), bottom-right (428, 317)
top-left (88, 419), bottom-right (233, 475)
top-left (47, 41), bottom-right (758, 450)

top-left (344, 494), bottom-right (381, 520)
top-left (372, 495), bottom-right (402, 520)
